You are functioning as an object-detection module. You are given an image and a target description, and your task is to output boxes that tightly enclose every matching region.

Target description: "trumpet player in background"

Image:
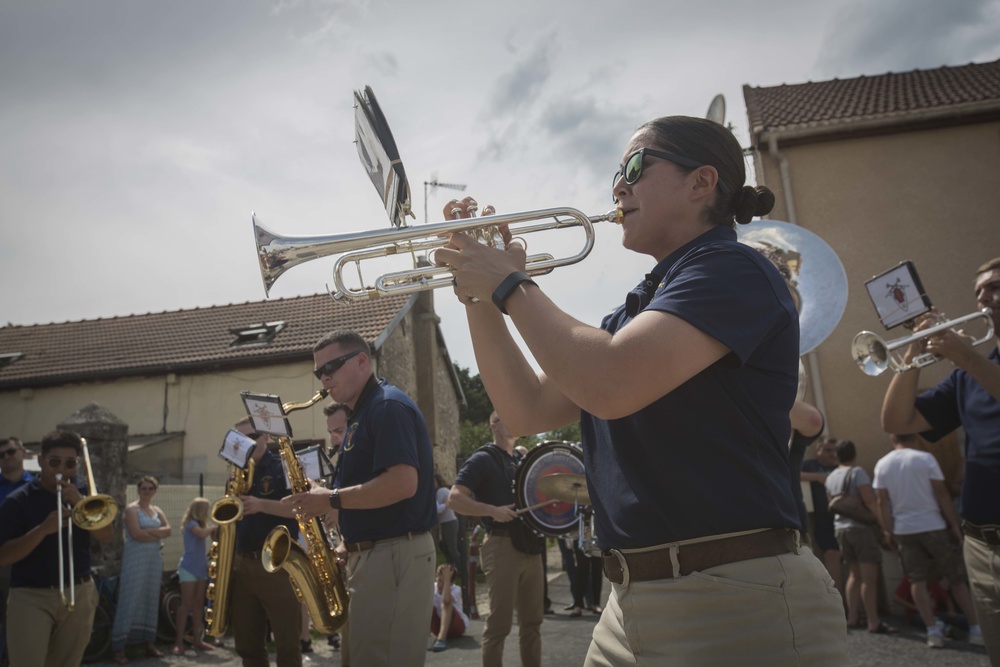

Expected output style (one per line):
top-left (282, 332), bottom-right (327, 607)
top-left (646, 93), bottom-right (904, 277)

top-left (285, 330), bottom-right (436, 666)
top-left (0, 429), bottom-right (113, 667)
top-left (435, 115), bottom-right (846, 665)
top-left (881, 257), bottom-right (1000, 662)
top-left (230, 417), bottom-right (303, 667)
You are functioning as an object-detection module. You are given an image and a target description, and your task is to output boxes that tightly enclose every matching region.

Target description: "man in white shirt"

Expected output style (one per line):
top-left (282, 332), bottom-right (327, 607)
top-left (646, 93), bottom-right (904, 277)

top-left (873, 433), bottom-right (982, 648)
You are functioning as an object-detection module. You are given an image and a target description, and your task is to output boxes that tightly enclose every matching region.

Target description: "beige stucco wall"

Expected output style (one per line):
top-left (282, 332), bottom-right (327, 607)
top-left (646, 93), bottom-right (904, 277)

top-left (0, 308), bottom-right (462, 485)
top-left (754, 119), bottom-right (1000, 472)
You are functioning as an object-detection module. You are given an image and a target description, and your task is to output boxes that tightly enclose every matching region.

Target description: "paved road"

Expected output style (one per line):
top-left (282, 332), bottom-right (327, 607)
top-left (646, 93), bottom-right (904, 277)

top-left (91, 561), bottom-right (991, 667)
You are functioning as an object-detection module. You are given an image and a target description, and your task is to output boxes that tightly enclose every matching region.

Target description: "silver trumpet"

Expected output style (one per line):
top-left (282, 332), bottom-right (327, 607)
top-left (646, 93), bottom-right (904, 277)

top-left (252, 206), bottom-right (623, 301)
top-left (852, 308), bottom-right (995, 376)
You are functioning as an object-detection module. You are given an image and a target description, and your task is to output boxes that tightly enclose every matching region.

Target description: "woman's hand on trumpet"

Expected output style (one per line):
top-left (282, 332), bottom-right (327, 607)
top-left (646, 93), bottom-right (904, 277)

top-left (435, 197), bottom-right (528, 307)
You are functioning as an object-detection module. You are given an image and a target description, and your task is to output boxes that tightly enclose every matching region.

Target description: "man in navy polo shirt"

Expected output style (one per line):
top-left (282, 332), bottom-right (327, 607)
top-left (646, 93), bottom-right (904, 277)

top-left (0, 436), bottom-right (34, 663)
top-left (448, 411), bottom-right (544, 667)
top-left (882, 256), bottom-right (1000, 662)
top-left (0, 429), bottom-right (114, 667)
top-left (287, 330), bottom-right (436, 666)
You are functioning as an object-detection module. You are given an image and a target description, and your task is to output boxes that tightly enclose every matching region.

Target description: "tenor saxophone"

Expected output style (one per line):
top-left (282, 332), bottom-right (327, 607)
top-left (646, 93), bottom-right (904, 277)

top-left (262, 390), bottom-right (349, 634)
top-left (205, 457), bottom-right (255, 637)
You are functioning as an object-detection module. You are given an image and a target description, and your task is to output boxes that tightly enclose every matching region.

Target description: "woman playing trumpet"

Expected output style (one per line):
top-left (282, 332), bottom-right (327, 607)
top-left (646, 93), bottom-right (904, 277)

top-left (0, 430), bottom-right (114, 667)
top-left (435, 115), bottom-right (846, 665)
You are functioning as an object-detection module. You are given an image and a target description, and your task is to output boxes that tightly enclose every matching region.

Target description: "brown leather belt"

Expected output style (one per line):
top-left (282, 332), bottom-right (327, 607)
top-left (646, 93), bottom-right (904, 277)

top-left (963, 521), bottom-right (1000, 546)
top-left (345, 531), bottom-right (427, 553)
top-left (44, 574), bottom-right (92, 589)
top-left (602, 528), bottom-right (798, 586)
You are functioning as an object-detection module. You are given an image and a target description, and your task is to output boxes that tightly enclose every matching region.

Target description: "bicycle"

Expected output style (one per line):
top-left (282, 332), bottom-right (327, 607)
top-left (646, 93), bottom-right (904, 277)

top-left (81, 569), bottom-right (182, 662)
top-left (83, 571), bottom-right (118, 663)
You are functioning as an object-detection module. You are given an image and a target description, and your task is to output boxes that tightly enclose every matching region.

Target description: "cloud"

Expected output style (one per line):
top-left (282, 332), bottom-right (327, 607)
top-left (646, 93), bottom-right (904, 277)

top-left (815, 0), bottom-right (1000, 77)
top-left (487, 33), bottom-right (558, 117)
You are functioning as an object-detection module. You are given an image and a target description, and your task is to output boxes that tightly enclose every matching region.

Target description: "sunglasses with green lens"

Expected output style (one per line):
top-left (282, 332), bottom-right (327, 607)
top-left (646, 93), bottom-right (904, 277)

top-left (612, 148), bottom-right (709, 203)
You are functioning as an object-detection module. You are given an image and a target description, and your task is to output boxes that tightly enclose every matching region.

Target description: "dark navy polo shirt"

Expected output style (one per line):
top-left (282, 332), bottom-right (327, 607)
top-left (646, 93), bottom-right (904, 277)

top-left (0, 470), bottom-right (34, 506)
top-left (0, 478), bottom-right (93, 588)
top-left (915, 346), bottom-right (1000, 525)
top-left (454, 444), bottom-right (517, 531)
top-left (581, 225), bottom-right (801, 549)
top-left (235, 448), bottom-right (298, 553)
top-left (335, 377), bottom-right (437, 543)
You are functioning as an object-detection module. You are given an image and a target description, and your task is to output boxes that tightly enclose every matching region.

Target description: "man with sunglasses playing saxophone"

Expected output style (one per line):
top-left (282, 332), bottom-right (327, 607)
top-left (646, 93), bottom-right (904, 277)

top-left (0, 430), bottom-right (113, 667)
top-left (286, 330), bottom-right (437, 666)
top-left (882, 257), bottom-right (1000, 662)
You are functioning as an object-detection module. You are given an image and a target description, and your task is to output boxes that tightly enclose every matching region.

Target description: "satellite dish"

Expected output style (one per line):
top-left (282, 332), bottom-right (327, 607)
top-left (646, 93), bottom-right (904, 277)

top-left (706, 94), bottom-right (726, 126)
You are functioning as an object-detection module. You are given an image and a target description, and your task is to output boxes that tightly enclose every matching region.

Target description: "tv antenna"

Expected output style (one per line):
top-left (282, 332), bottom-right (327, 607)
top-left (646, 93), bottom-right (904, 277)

top-left (424, 176), bottom-right (467, 224)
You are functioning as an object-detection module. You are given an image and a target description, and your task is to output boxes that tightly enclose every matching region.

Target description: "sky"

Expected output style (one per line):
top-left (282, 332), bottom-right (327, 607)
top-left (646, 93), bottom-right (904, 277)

top-left (2, 0), bottom-right (999, 374)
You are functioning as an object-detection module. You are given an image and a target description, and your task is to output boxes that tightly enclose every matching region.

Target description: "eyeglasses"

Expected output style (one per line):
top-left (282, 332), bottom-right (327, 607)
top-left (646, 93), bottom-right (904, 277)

top-left (313, 349), bottom-right (362, 380)
top-left (45, 457), bottom-right (78, 469)
top-left (246, 432), bottom-right (263, 441)
top-left (0, 447), bottom-right (19, 458)
top-left (612, 148), bottom-right (710, 203)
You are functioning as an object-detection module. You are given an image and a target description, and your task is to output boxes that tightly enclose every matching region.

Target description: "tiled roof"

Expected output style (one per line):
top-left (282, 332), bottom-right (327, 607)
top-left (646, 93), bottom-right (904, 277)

top-left (744, 59), bottom-right (1000, 138)
top-left (0, 293), bottom-right (411, 388)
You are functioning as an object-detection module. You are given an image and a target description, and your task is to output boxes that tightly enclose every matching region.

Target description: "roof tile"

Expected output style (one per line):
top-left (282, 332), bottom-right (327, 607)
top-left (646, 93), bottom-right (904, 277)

top-left (744, 59), bottom-right (1000, 135)
top-left (0, 293), bottom-right (411, 387)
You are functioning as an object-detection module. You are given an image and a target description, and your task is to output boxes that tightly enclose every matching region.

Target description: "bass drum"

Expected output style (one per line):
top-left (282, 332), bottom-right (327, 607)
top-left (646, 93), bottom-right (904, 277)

top-left (514, 441), bottom-right (585, 537)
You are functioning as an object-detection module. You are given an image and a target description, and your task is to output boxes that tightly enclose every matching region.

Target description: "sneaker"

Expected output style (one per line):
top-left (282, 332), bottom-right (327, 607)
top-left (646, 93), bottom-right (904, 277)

top-left (969, 627), bottom-right (985, 647)
top-left (926, 630), bottom-right (946, 649)
top-left (430, 639), bottom-right (447, 652)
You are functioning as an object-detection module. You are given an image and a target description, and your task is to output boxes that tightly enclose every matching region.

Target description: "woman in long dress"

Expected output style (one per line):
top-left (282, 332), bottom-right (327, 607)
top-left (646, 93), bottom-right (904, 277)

top-left (112, 476), bottom-right (171, 664)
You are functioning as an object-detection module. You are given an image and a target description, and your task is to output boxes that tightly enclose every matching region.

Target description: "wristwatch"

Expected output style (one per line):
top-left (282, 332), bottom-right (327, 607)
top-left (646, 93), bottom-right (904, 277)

top-left (328, 488), bottom-right (342, 510)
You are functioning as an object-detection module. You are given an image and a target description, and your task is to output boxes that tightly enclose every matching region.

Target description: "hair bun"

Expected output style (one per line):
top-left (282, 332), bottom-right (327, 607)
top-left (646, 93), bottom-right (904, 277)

top-left (733, 185), bottom-right (776, 225)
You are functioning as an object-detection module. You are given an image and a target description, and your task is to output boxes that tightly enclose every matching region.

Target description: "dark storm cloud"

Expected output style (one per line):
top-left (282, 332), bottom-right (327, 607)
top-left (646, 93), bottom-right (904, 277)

top-left (815, 0), bottom-right (1000, 77)
top-left (488, 34), bottom-right (558, 116)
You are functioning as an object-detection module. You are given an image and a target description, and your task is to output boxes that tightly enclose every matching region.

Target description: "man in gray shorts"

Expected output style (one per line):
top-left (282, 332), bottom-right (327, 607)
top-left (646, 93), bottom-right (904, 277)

top-left (825, 440), bottom-right (893, 634)
top-left (874, 433), bottom-right (983, 648)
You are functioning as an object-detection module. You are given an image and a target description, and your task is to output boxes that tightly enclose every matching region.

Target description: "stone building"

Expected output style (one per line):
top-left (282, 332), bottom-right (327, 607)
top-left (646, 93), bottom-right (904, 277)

top-left (743, 58), bottom-right (1000, 473)
top-left (0, 291), bottom-right (465, 484)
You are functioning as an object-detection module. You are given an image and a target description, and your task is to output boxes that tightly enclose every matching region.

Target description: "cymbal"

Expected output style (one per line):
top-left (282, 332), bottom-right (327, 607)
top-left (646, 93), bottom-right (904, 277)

top-left (536, 473), bottom-right (590, 505)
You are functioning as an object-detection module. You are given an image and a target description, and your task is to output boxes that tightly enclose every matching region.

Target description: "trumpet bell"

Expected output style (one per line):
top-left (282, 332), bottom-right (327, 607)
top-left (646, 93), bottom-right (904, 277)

top-left (72, 493), bottom-right (119, 531)
top-left (851, 331), bottom-right (890, 376)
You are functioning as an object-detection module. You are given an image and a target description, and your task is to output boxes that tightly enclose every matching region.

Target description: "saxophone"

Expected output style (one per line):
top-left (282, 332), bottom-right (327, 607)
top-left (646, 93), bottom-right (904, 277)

top-left (262, 391), bottom-right (349, 634)
top-left (205, 457), bottom-right (255, 637)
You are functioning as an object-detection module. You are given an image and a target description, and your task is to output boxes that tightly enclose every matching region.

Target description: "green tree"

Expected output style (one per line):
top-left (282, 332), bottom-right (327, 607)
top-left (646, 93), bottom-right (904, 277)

top-left (454, 363), bottom-right (492, 424)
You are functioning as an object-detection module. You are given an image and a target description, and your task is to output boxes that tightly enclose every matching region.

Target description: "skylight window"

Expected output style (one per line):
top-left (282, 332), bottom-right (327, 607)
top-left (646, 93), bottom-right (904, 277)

top-left (0, 352), bottom-right (24, 369)
top-left (230, 321), bottom-right (286, 347)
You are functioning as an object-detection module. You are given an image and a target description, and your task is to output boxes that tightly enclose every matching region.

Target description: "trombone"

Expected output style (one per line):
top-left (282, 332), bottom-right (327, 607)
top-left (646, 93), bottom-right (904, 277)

top-left (57, 437), bottom-right (119, 609)
top-left (851, 309), bottom-right (995, 376)
top-left (253, 206), bottom-right (623, 301)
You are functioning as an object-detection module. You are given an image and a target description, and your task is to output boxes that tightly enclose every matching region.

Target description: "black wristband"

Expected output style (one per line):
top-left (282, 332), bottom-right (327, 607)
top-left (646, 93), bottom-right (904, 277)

top-left (328, 488), bottom-right (341, 510)
top-left (492, 271), bottom-right (537, 315)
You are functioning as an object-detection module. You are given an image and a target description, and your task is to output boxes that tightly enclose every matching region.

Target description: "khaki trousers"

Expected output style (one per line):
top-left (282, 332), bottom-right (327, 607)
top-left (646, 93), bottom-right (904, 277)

top-left (480, 533), bottom-right (544, 667)
top-left (585, 548), bottom-right (847, 666)
top-left (347, 531), bottom-right (435, 667)
top-left (6, 581), bottom-right (98, 667)
top-left (964, 535), bottom-right (1000, 664)
top-left (230, 555), bottom-right (302, 667)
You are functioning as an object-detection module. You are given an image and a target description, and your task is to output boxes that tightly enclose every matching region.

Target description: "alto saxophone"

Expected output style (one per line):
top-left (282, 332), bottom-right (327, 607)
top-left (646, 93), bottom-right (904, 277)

top-left (205, 457), bottom-right (255, 637)
top-left (262, 390), bottom-right (349, 634)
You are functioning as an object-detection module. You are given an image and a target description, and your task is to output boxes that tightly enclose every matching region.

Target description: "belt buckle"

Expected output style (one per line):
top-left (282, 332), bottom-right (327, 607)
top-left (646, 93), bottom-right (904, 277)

top-left (983, 526), bottom-right (1000, 545)
top-left (608, 549), bottom-right (630, 587)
